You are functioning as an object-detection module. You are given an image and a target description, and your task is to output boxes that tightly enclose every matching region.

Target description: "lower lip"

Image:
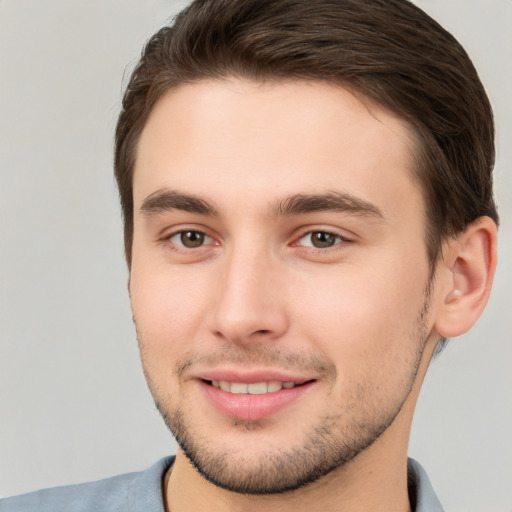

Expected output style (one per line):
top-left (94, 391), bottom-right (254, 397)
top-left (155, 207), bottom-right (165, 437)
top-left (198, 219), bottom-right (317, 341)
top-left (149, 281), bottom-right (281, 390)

top-left (199, 380), bottom-right (315, 421)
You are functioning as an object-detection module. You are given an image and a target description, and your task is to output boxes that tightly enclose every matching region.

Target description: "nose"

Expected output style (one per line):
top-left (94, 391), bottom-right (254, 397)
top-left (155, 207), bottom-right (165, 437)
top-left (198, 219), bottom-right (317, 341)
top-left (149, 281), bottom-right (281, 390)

top-left (209, 245), bottom-right (289, 344)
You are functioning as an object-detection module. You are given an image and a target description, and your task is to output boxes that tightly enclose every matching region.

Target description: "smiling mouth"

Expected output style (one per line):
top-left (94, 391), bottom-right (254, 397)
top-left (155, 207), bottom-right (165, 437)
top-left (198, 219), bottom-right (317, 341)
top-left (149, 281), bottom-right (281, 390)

top-left (205, 380), bottom-right (312, 395)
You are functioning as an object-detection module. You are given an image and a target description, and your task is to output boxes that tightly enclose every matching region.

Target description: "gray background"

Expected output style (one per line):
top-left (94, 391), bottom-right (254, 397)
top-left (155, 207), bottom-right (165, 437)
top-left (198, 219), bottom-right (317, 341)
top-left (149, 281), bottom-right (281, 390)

top-left (0, 1), bottom-right (510, 510)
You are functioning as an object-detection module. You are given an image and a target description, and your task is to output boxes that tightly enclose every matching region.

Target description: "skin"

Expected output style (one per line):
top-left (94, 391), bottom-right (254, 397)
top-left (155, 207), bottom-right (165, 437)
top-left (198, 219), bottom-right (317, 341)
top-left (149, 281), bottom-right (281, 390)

top-left (129, 79), bottom-right (496, 512)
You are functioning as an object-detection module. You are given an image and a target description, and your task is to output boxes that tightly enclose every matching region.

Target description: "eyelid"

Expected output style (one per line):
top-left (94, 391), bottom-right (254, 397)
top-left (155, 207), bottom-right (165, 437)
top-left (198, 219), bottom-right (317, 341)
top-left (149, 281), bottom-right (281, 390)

top-left (292, 227), bottom-right (354, 247)
top-left (170, 230), bottom-right (214, 247)
top-left (160, 225), bottom-right (220, 248)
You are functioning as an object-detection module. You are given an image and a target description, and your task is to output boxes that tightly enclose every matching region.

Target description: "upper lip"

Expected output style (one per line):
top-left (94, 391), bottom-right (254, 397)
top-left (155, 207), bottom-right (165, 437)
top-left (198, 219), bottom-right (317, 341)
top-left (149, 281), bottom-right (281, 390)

top-left (191, 368), bottom-right (316, 384)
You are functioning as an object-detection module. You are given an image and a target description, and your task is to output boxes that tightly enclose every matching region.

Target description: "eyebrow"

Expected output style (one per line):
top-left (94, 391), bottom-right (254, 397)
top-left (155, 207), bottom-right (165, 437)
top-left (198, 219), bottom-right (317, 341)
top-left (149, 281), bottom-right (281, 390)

top-left (140, 188), bottom-right (384, 221)
top-left (140, 189), bottom-right (219, 217)
top-left (272, 192), bottom-right (384, 219)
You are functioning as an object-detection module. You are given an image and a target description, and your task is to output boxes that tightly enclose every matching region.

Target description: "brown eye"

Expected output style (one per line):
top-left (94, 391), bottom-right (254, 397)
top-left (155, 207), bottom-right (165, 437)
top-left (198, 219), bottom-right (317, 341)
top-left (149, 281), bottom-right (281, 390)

top-left (179, 231), bottom-right (205, 248)
top-left (311, 232), bottom-right (336, 248)
top-left (299, 231), bottom-right (343, 249)
top-left (167, 230), bottom-right (210, 249)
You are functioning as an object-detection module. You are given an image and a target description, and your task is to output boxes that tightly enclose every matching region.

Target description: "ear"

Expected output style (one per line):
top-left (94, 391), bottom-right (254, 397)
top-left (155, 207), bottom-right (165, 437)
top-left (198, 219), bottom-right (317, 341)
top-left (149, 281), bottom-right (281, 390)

top-left (434, 216), bottom-right (497, 338)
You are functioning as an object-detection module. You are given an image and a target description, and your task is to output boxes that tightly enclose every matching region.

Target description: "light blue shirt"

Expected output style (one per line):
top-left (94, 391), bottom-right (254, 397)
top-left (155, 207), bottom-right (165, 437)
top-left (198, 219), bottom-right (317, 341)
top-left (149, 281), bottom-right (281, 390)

top-left (0, 457), bottom-right (444, 511)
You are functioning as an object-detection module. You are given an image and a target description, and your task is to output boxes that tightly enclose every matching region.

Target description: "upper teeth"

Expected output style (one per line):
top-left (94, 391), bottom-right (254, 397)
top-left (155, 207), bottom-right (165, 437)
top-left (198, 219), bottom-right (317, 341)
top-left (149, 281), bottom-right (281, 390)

top-left (211, 380), bottom-right (296, 394)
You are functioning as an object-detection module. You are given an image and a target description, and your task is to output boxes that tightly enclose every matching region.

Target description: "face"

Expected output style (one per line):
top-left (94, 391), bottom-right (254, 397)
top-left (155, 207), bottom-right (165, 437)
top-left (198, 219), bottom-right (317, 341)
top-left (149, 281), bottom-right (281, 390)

top-left (130, 79), bottom-right (438, 494)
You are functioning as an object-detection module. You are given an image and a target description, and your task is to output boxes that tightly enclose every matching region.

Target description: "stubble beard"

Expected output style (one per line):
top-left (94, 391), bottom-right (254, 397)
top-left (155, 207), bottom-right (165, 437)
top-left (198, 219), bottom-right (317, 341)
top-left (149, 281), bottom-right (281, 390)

top-left (138, 293), bottom-right (433, 495)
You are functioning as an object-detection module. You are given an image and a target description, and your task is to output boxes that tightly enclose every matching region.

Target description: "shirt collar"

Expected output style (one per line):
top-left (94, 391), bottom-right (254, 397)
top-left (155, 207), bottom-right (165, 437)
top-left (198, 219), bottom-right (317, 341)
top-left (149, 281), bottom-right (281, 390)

top-left (408, 458), bottom-right (444, 512)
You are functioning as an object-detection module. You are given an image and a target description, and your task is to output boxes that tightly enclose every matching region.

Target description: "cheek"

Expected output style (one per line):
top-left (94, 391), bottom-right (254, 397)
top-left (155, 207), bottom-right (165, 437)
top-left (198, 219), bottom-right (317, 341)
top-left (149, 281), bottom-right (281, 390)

top-left (292, 262), bottom-right (428, 370)
top-left (292, 274), bottom-right (428, 413)
top-left (130, 263), bottom-right (212, 357)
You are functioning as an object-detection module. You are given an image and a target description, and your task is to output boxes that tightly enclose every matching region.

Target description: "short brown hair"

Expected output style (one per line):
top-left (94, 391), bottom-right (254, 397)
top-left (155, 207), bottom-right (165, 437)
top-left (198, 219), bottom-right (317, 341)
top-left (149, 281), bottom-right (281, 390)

top-left (115, 0), bottom-right (498, 266)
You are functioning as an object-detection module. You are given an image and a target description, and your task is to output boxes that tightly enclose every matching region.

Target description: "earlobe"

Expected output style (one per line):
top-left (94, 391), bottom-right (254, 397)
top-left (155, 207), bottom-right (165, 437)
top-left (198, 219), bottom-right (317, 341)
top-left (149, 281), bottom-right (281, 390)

top-left (435, 216), bottom-right (497, 338)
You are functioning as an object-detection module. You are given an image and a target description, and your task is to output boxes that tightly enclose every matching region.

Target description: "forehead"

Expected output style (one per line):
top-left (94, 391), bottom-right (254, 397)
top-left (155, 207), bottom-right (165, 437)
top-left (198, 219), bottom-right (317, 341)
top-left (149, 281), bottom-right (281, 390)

top-left (133, 78), bottom-right (421, 220)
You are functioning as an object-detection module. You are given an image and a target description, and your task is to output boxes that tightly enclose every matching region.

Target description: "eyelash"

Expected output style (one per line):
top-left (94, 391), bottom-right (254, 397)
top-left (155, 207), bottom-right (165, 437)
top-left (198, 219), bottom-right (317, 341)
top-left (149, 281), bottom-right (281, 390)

top-left (162, 228), bottom-right (350, 254)
top-left (295, 230), bottom-right (350, 250)
top-left (163, 229), bottom-right (217, 251)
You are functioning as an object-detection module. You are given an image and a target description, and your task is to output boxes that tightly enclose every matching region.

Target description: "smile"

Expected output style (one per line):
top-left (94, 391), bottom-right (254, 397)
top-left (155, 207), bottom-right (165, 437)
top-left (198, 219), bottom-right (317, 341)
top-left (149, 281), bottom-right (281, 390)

top-left (210, 380), bottom-right (299, 394)
top-left (201, 378), bottom-right (315, 420)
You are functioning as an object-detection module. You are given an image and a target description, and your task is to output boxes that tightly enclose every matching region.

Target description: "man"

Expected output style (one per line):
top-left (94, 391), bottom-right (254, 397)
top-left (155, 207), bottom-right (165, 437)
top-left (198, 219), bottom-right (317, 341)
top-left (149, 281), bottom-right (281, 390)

top-left (1, 0), bottom-right (499, 511)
